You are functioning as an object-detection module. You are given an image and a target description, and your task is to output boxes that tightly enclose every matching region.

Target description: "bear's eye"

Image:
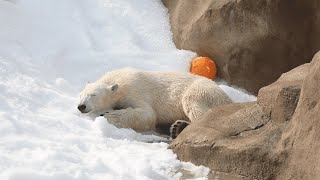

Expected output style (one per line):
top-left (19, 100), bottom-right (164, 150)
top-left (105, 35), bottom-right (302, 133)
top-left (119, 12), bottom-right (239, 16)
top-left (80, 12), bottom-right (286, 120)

top-left (91, 94), bottom-right (96, 97)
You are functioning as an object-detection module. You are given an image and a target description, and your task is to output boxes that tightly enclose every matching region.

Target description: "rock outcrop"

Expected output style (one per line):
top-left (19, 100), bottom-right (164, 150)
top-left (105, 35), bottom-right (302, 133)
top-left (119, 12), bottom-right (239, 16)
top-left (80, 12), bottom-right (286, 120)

top-left (170, 52), bottom-right (320, 179)
top-left (276, 52), bottom-right (320, 179)
top-left (162, 0), bottom-right (320, 94)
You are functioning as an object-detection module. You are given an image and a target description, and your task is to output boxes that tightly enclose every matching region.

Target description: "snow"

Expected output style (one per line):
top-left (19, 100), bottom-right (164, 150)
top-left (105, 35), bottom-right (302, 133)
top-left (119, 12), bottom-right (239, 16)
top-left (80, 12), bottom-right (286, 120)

top-left (0, 0), bottom-right (255, 180)
top-left (218, 82), bottom-right (257, 103)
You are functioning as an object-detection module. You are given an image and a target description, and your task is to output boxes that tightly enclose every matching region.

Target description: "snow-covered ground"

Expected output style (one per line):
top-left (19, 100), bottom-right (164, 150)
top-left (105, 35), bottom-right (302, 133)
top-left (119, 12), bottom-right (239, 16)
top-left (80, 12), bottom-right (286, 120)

top-left (0, 0), bottom-right (255, 179)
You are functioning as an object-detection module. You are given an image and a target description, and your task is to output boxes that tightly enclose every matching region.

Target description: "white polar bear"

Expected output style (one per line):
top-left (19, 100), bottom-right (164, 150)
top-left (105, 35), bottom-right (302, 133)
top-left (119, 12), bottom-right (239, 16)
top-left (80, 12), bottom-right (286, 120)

top-left (78, 68), bottom-right (232, 138)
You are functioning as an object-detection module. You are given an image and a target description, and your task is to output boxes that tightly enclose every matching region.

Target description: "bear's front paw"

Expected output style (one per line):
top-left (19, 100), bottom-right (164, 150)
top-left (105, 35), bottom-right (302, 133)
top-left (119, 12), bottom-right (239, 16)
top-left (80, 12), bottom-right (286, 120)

top-left (103, 109), bottom-right (130, 128)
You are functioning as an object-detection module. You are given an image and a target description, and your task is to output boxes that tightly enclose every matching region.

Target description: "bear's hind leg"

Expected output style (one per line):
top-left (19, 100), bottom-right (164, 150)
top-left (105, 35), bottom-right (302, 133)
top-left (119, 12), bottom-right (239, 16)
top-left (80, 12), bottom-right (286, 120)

top-left (182, 94), bottom-right (209, 122)
top-left (182, 79), bottom-right (232, 122)
top-left (170, 120), bottom-right (190, 139)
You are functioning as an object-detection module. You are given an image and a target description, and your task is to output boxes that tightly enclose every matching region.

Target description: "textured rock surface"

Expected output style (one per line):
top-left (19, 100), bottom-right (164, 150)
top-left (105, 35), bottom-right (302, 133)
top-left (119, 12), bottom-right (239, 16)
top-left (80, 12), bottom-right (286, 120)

top-left (257, 63), bottom-right (309, 124)
top-left (162, 0), bottom-right (320, 94)
top-left (276, 52), bottom-right (320, 179)
top-left (169, 52), bottom-right (320, 179)
top-left (170, 102), bottom-right (277, 179)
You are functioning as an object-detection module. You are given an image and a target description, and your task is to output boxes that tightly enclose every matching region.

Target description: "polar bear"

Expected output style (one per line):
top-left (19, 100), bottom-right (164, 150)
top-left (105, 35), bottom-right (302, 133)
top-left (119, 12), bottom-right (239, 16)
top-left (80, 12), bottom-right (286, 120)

top-left (78, 68), bottom-right (232, 138)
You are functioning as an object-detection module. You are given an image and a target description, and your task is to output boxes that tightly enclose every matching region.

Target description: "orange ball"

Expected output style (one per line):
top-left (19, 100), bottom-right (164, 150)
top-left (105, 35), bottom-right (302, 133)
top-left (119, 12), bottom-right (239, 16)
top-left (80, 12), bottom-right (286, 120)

top-left (190, 57), bottom-right (217, 80)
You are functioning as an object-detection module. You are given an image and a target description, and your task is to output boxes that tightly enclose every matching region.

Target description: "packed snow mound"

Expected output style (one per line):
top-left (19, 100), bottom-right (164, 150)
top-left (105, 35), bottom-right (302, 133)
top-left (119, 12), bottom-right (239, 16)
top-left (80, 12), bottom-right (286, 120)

top-left (0, 0), bottom-right (255, 179)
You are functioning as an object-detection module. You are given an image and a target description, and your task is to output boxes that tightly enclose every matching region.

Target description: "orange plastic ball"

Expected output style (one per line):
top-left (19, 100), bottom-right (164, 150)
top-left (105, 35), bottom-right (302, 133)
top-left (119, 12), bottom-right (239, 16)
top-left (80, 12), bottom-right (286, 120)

top-left (190, 57), bottom-right (217, 80)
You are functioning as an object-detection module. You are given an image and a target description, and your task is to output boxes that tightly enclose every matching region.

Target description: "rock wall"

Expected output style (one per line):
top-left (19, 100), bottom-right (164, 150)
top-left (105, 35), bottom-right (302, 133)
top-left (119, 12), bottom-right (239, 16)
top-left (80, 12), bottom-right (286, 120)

top-left (276, 52), bottom-right (320, 179)
top-left (170, 51), bottom-right (320, 179)
top-left (162, 0), bottom-right (320, 94)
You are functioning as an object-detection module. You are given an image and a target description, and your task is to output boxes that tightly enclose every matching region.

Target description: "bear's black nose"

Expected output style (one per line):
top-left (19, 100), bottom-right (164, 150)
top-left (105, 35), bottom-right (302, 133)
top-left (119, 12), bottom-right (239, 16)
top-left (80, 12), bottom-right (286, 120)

top-left (78, 104), bottom-right (86, 112)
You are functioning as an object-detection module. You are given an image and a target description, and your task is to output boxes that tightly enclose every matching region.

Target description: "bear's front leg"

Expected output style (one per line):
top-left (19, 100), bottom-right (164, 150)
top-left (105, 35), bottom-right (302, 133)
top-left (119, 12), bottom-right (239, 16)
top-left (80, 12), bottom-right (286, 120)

top-left (103, 107), bottom-right (157, 132)
top-left (103, 108), bottom-right (129, 128)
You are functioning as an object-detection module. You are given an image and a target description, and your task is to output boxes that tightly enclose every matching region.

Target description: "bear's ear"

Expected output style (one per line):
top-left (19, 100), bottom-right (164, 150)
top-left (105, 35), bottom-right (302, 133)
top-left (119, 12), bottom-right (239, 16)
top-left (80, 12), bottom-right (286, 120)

top-left (110, 84), bottom-right (118, 92)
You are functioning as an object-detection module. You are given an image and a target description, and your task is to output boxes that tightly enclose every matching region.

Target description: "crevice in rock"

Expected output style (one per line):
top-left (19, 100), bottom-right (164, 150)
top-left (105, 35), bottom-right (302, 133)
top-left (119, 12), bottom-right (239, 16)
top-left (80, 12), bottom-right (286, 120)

top-left (230, 121), bottom-right (268, 137)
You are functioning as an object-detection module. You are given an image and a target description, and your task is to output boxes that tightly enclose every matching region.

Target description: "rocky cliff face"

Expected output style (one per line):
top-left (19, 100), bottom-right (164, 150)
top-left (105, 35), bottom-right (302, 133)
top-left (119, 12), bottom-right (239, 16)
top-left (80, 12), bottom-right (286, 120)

top-left (169, 52), bottom-right (320, 179)
top-left (276, 52), bottom-right (320, 179)
top-left (162, 0), bottom-right (320, 94)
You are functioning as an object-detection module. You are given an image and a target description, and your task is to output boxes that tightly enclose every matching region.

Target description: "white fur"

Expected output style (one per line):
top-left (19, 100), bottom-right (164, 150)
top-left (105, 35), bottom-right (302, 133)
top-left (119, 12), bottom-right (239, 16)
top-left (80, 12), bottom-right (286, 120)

top-left (78, 68), bottom-right (232, 131)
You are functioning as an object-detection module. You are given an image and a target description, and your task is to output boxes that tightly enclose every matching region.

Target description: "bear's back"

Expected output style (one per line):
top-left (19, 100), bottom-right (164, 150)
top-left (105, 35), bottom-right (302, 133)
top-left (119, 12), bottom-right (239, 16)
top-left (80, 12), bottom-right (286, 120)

top-left (100, 68), bottom-right (203, 89)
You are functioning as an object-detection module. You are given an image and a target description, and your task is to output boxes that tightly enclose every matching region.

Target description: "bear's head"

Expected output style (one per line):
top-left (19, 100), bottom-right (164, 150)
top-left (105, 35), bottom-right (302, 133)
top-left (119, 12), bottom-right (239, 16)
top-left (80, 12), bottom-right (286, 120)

top-left (78, 82), bottom-right (118, 114)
